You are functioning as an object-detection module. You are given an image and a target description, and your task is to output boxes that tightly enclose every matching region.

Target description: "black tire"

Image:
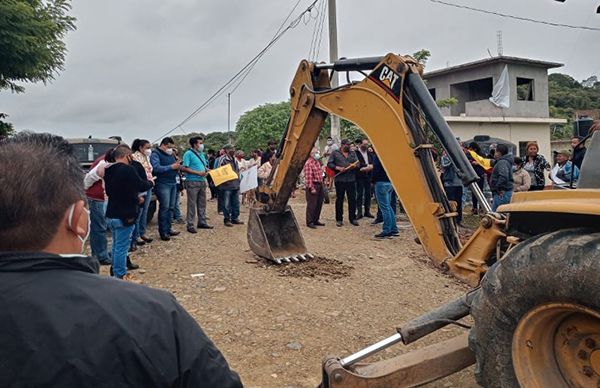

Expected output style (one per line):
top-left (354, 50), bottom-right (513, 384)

top-left (469, 228), bottom-right (600, 387)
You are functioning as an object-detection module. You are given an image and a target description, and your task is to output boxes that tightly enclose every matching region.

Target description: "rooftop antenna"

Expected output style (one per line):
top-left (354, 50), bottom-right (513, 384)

top-left (496, 30), bottom-right (503, 56)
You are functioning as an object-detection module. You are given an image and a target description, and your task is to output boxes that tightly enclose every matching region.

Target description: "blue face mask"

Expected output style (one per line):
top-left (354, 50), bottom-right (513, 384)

top-left (314, 153), bottom-right (321, 160)
top-left (512, 165), bottom-right (517, 172)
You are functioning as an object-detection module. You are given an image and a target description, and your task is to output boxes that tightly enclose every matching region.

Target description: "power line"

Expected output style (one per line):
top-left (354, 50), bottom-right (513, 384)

top-left (314, 0), bottom-right (327, 60)
top-left (308, 0), bottom-right (324, 60)
top-left (153, 0), bottom-right (321, 143)
top-left (429, 0), bottom-right (600, 32)
top-left (230, 0), bottom-right (305, 94)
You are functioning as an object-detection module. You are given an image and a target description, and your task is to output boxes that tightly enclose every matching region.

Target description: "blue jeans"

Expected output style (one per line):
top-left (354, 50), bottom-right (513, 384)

top-left (87, 198), bottom-right (110, 263)
top-left (375, 190), bottom-right (397, 223)
top-left (492, 190), bottom-right (513, 211)
top-left (375, 182), bottom-right (398, 235)
top-left (138, 188), bottom-right (153, 237)
top-left (220, 189), bottom-right (240, 222)
top-left (107, 218), bottom-right (134, 278)
top-left (173, 191), bottom-right (183, 220)
top-left (155, 182), bottom-right (177, 237)
top-left (131, 189), bottom-right (152, 243)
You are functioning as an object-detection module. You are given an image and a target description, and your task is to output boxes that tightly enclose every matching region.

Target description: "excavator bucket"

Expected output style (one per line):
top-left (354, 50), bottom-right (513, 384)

top-left (247, 206), bottom-right (311, 264)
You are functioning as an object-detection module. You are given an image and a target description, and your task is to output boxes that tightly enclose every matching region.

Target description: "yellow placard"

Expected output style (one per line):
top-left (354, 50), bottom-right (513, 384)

top-left (208, 163), bottom-right (239, 186)
top-left (468, 150), bottom-right (493, 172)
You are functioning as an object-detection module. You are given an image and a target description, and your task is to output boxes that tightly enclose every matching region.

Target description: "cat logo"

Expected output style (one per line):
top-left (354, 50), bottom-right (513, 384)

top-left (368, 64), bottom-right (402, 101)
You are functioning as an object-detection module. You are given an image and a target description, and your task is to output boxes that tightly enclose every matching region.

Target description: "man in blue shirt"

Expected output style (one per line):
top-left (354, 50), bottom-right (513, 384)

top-left (182, 136), bottom-right (213, 233)
top-left (150, 137), bottom-right (181, 241)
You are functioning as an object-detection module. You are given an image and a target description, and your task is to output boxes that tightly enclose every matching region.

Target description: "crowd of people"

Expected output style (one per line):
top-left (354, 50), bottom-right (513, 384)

top-left (0, 133), bottom-right (242, 386)
top-left (441, 133), bottom-right (590, 219)
top-left (0, 127), bottom-right (595, 386)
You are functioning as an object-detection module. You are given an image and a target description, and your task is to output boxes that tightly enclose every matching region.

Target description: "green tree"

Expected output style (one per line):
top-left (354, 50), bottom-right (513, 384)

top-left (0, 113), bottom-right (15, 138)
top-left (548, 72), bottom-right (600, 139)
top-left (0, 0), bottom-right (76, 93)
top-left (412, 49), bottom-right (431, 66)
top-left (171, 131), bottom-right (236, 154)
top-left (235, 101), bottom-right (291, 152)
top-left (204, 131), bottom-right (236, 151)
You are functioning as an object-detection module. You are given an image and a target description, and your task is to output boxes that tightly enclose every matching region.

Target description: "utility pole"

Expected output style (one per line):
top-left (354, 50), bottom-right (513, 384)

top-left (328, 0), bottom-right (340, 142)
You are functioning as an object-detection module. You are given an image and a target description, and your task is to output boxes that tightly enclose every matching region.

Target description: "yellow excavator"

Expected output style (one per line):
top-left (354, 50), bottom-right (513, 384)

top-left (247, 53), bottom-right (600, 386)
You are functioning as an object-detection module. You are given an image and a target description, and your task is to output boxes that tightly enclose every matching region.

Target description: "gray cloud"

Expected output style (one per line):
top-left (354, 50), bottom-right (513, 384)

top-left (1, 0), bottom-right (598, 143)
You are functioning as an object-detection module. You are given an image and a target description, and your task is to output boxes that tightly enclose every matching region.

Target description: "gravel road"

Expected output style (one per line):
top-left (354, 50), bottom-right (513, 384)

top-left (101, 195), bottom-right (478, 387)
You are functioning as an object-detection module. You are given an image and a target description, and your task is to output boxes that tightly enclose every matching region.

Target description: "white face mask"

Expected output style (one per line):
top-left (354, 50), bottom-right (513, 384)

top-left (198, 144), bottom-right (205, 152)
top-left (327, 140), bottom-right (333, 145)
top-left (314, 152), bottom-right (321, 160)
top-left (68, 204), bottom-right (91, 255)
top-left (144, 148), bottom-right (152, 157)
top-left (165, 148), bottom-right (174, 155)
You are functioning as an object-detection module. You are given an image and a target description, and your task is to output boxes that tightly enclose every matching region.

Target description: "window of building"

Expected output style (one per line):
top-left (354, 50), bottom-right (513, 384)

top-left (428, 88), bottom-right (436, 100)
top-left (517, 78), bottom-right (534, 101)
top-left (449, 77), bottom-right (493, 115)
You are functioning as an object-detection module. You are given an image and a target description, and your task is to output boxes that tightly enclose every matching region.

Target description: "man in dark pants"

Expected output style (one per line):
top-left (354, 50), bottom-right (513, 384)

top-left (219, 144), bottom-right (243, 227)
top-left (150, 137), bottom-right (181, 241)
top-left (328, 139), bottom-right (359, 227)
top-left (354, 138), bottom-right (374, 219)
top-left (0, 133), bottom-right (242, 387)
top-left (304, 147), bottom-right (325, 228)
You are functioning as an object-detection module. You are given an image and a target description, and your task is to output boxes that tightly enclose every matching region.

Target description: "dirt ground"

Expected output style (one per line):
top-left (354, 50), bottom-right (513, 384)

top-left (101, 195), bottom-right (478, 387)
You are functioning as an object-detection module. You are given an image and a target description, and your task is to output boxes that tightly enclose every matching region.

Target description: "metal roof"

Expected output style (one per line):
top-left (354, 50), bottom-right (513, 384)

top-left (424, 56), bottom-right (563, 79)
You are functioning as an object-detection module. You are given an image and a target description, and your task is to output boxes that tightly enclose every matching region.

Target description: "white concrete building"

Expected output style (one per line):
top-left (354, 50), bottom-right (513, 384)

top-left (424, 56), bottom-right (566, 160)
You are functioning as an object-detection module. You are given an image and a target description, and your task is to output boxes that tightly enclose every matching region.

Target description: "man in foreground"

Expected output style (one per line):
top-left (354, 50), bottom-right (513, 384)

top-left (0, 133), bottom-right (242, 387)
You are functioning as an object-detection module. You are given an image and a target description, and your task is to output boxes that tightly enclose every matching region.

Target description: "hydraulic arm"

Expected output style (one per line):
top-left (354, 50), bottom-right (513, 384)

top-left (247, 53), bottom-right (498, 285)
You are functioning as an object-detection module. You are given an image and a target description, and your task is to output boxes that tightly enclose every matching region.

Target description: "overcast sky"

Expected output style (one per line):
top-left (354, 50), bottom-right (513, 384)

top-left (1, 0), bottom-right (599, 143)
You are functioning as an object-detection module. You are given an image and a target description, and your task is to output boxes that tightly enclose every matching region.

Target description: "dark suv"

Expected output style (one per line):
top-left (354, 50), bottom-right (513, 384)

top-left (66, 136), bottom-right (120, 171)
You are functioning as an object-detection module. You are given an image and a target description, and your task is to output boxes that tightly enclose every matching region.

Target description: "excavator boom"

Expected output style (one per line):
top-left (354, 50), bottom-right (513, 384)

top-left (248, 54), bottom-right (493, 284)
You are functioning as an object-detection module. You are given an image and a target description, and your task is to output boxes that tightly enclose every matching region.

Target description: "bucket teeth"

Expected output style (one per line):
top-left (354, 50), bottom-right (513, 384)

top-left (306, 253), bottom-right (315, 259)
top-left (274, 258), bottom-right (282, 264)
top-left (282, 257), bottom-right (292, 263)
top-left (290, 256), bottom-right (299, 262)
top-left (299, 254), bottom-right (307, 261)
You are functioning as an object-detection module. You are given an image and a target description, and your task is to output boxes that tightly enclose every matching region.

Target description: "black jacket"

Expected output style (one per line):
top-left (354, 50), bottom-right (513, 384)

top-left (218, 155), bottom-right (240, 191)
top-left (0, 252), bottom-right (242, 388)
top-left (371, 154), bottom-right (390, 183)
top-left (327, 149), bottom-right (358, 183)
top-left (354, 149), bottom-right (374, 180)
top-left (105, 163), bottom-right (153, 225)
top-left (490, 154), bottom-right (514, 193)
top-left (572, 146), bottom-right (586, 170)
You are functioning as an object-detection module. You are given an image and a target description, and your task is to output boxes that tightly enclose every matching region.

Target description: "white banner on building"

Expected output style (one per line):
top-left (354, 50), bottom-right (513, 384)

top-left (239, 165), bottom-right (258, 193)
top-left (489, 65), bottom-right (510, 109)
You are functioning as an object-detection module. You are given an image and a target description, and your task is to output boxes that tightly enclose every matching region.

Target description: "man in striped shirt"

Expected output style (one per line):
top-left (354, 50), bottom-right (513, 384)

top-left (304, 147), bottom-right (325, 229)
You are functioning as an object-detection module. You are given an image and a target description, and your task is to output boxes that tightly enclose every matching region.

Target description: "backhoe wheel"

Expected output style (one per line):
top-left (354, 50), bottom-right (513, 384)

top-left (469, 228), bottom-right (600, 387)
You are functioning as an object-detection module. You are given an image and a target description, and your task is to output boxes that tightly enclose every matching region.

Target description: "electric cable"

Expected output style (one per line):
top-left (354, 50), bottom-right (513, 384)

top-left (430, 0), bottom-right (600, 32)
top-left (153, 0), bottom-right (321, 142)
top-left (314, 0), bottom-right (327, 60)
top-left (230, 0), bottom-right (306, 94)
